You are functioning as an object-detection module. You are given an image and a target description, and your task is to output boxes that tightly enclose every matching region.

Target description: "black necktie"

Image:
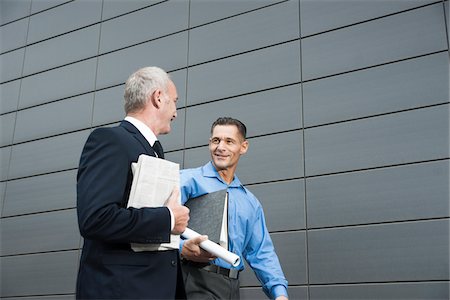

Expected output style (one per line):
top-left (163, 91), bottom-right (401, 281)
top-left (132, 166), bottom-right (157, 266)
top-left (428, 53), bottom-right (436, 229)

top-left (153, 140), bottom-right (164, 159)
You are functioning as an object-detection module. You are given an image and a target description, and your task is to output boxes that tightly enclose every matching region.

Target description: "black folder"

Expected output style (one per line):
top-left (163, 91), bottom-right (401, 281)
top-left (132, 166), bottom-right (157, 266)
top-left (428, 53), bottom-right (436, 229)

top-left (185, 189), bottom-right (228, 245)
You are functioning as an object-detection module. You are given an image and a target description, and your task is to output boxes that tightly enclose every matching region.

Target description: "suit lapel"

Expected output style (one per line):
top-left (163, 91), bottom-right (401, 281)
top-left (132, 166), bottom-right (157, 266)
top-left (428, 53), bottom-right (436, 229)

top-left (120, 120), bottom-right (155, 155)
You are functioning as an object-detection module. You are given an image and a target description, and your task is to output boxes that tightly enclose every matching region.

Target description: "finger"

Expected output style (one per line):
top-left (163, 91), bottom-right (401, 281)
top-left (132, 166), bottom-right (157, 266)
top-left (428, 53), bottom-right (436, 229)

top-left (165, 187), bottom-right (180, 205)
top-left (171, 187), bottom-right (180, 199)
top-left (192, 235), bottom-right (208, 243)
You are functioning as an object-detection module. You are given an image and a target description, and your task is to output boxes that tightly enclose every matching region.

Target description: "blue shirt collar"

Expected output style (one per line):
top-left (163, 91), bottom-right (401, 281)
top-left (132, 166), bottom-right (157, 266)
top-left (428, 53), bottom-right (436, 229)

top-left (202, 161), bottom-right (245, 190)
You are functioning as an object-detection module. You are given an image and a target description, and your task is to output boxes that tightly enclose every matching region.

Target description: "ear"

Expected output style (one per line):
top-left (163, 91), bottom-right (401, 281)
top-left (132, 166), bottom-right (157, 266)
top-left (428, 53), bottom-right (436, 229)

top-left (150, 89), bottom-right (163, 108)
top-left (240, 140), bottom-right (249, 155)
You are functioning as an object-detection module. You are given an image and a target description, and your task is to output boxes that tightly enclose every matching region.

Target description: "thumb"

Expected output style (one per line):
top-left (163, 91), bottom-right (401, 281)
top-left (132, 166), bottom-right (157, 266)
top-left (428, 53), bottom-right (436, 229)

top-left (193, 235), bottom-right (208, 243)
top-left (165, 187), bottom-right (180, 206)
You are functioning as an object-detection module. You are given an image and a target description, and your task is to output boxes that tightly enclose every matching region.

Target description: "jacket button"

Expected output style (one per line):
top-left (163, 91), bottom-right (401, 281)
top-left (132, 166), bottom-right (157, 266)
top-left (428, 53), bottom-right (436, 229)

top-left (171, 260), bottom-right (177, 267)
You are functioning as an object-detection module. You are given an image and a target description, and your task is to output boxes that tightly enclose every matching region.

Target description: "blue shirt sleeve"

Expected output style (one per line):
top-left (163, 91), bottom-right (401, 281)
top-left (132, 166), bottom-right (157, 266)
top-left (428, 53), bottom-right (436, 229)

top-left (179, 170), bottom-right (192, 205)
top-left (243, 205), bottom-right (288, 299)
top-left (272, 285), bottom-right (289, 299)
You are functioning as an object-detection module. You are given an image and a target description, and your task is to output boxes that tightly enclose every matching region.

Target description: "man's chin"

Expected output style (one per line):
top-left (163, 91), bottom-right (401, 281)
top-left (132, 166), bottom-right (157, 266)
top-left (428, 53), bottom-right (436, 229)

top-left (160, 126), bottom-right (171, 135)
top-left (212, 161), bottom-right (228, 170)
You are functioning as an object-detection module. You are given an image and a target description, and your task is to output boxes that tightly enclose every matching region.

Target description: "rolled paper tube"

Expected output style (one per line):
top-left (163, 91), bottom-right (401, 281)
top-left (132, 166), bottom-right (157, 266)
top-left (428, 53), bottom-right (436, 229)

top-left (182, 228), bottom-right (240, 267)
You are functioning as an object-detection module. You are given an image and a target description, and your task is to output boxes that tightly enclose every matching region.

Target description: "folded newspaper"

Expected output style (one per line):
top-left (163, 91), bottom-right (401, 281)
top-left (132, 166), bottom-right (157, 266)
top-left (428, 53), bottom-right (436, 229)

top-left (127, 154), bottom-right (180, 251)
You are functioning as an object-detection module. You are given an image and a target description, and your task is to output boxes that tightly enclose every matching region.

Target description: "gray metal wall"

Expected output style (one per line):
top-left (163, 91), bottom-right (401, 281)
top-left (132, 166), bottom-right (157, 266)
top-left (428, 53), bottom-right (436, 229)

top-left (1, 0), bottom-right (449, 299)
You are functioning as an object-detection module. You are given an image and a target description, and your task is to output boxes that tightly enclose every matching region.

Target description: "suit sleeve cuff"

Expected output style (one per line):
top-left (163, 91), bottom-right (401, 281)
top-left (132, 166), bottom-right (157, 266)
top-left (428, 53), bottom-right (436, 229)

top-left (167, 207), bottom-right (175, 231)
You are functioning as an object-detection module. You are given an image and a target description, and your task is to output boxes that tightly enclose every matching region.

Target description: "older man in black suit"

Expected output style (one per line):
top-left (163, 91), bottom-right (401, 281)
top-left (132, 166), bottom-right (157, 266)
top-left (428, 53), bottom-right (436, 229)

top-left (76, 66), bottom-right (190, 299)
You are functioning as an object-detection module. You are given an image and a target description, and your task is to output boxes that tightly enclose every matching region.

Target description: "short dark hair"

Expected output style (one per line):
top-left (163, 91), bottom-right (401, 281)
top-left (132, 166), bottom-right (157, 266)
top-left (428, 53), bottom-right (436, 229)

top-left (211, 117), bottom-right (247, 140)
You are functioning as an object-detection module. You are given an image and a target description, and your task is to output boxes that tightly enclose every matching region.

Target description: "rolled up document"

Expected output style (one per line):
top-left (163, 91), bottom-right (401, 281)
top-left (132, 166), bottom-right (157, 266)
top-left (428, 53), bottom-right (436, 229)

top-left (182, 228), bottom-right (241, 267)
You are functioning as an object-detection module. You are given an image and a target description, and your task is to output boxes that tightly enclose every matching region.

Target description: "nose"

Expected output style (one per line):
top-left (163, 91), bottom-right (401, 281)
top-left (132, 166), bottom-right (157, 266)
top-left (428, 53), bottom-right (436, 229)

top-left (173, 110), bottom-right (177, 119)
top-left (216, 140), bottom-right (227, 150)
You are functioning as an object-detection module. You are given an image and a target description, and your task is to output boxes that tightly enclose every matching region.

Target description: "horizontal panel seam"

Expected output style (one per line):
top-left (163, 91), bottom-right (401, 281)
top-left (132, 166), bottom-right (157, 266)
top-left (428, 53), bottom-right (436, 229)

top-left (301, 0), bottom-right (443, 39)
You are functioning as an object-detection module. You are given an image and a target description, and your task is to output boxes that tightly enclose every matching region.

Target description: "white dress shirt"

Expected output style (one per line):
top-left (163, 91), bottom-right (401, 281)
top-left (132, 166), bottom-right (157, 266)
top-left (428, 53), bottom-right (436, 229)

top-left (124, 116), bottom-right (175, 230)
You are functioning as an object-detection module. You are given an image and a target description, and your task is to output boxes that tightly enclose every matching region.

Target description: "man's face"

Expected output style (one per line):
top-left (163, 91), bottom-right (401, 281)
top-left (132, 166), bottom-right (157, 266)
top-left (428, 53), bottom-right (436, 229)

top-left (209, 125), bottom-right (248, 173)
top-left (159, 80), bottom-right (178, 134)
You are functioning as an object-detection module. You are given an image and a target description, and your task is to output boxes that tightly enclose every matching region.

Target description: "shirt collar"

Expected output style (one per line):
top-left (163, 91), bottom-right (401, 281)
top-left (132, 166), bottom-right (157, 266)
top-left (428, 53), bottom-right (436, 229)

top-left (202, 161), bottom-right (245, 190)
top-left (124, 116), bottom-right (158, 147)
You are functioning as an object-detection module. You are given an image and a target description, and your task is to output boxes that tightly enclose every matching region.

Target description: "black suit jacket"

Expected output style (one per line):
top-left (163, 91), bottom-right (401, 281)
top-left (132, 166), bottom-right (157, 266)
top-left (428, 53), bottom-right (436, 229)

top-left (76, 120), bottom-right (185, 299)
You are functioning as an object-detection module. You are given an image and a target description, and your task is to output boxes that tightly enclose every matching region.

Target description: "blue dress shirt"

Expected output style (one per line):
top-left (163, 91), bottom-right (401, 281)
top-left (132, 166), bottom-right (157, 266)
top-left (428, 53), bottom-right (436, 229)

top-left (180, 162), bottom-right (288, 299)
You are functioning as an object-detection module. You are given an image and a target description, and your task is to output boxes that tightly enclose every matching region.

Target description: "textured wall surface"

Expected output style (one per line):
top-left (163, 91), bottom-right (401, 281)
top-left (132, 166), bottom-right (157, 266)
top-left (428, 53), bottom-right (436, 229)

top-left (1, 0), bottom-right (449, 299)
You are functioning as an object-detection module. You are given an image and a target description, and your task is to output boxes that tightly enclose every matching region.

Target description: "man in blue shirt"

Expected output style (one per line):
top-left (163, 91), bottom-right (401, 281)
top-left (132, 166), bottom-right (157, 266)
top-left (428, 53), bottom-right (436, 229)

top-left (180, 117), bottom-right (288, 300)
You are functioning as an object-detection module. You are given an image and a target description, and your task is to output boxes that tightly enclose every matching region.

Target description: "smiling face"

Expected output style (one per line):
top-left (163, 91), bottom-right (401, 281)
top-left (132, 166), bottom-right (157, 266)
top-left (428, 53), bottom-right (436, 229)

top-left (209, 124), bottom-right (248, 181)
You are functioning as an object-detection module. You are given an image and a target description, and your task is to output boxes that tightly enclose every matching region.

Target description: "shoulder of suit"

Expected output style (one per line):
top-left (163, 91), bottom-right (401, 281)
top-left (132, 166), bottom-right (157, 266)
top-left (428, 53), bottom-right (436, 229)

top-left (89, 125), bottom-right (132, 141)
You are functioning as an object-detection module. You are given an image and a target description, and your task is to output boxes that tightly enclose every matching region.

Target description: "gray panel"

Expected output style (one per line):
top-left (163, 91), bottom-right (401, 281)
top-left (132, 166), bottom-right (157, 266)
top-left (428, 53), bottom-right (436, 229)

top-left (0, 181), bottom-right (5, 217)
top-left (0, 0), bottom-right (31, 25)
top-left (0, 146), bottom-right (12, 181)
top-left (169, 68), bottom-right (187, 109)
top-left (270, 232), bottom-right (307, 285)
top-left (304, 105), bottom-right (449, 176)
top-left (300, 0), bottom-right (437, 37)
top-left (27, 0), bottom-right (102, 44)
top-left (6, 295), bottom-right (75, 300)
top-left (446, 1), bottom-right (449, 45)
top-left (92, 69), bottom-right (187, 126)
top-left (0, 250), bottom-right (79, 297)
top-left (241, 286), bottom-right (307, 300)
top-left (189, 0), bottom-right (284, 27)
top-left (0, 49), bottom-right (25, 82)
top-left (3, 170), bottom-right (77, 217)
top-left (187, 41), bottom-right (301, 105)
top-left (99, 0), bottom-right (188, 54)
top-left (101, 0), bottom-right (163, 20)
top-left (14, 94), bottom-right (93, 143)
top-left (30, 0), bottom-right (72, 14)
top-left (183, 146), bottom-right (209, 169)
top-left (247, 179), bottom-right (305, 231)
top-left (0, 112), bottom-right (16, 147)
top-left (310, 282), bottom-right (450, 300)
top-left (184, 131), bottom-right (304, 184)
top-left (164, 150), bottom-right (183, 167)
top-left (303, 52), bottom-right (450, 127)
top-left (1, 209), bottom-right (80, 255)
top-left (96, 32), bottom-right (188, 89)
top-left (240, 232), bottom-right (307, 286)
top-left (23, 25), bottom-right (100, 76)
top-left (92, 84), bottom-right (125, 126)
top-left (189, 0), bottom-right (299, 65)
top-left (307, 160), bottom-right (450, 228)
top-left (19, 58), bottom-right (97, 109)
top-left (302, 4), bottom-right (448, 80)
top-left (0, 80), bottom-right (21, 114)
top-left (239, 260), bottom-right (260, 287)
top-left (8, 130), bottom-right (90, 179)
top-left (237, 131), bottom-right (303, 184)
top-left (0, 18), bottom-right (28, 52)
top-left (239, 287), bottom-right (268, 300)
top-left (308, 220), bottom-right (450, 283)
top-left (158, 108), bottom-right (185, 152)
top-left (185, 84), bottom-right (302, 148)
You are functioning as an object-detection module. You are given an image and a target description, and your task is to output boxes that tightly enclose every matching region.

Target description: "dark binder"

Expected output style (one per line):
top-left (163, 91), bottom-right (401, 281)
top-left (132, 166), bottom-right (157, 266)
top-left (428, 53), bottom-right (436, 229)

top-left (185, 189), bottom-right (228, 246)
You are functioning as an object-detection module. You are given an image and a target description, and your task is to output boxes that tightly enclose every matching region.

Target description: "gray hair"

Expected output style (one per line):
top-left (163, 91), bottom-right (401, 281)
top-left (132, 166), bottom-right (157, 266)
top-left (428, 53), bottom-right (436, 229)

top-left (124, 66), bottom-right (171, 114)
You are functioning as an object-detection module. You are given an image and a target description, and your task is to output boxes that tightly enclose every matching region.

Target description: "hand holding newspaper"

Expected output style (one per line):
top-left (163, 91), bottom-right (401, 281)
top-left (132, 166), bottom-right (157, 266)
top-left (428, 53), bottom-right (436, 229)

top-left (127, 154), bottom-right (180, 251)
top-left (127, 154), bottom-right (241, 267)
